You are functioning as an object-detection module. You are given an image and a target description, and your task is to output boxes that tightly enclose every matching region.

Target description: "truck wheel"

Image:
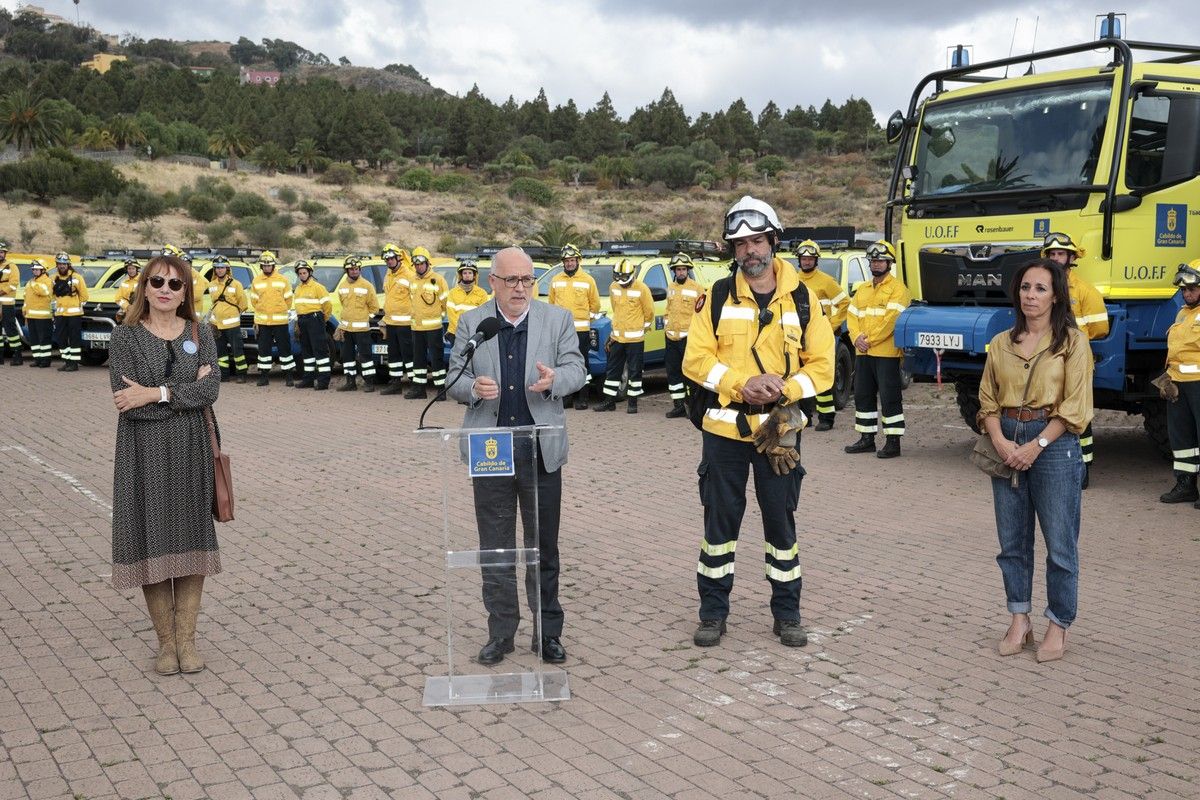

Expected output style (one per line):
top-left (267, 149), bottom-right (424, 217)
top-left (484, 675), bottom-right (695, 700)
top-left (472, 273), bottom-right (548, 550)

top-left (1141, 399), bottom-right (1172, 460)
top-left (81, 350), bottom-right (108, 367)
top-left (955, 378), bottom-right (982, 434)
top-left (833, 339), bottom-right (853, 410)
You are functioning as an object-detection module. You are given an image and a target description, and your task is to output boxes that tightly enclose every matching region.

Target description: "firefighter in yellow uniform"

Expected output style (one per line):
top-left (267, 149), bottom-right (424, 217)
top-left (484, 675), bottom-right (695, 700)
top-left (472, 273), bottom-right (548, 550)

top-left (683, 196), bottom-right (834, 648)
top-left (336, 256), bottom-right (381, 392)
top-left (292, 260), bottom-right (334, 390)
top-left (379, 244), bottom-right (414, 394)
top-left (114, 257), bottom-right (140, 323)
top-left (0, 241), bottom-right (21, 364)
top-left (446, 260), bottom-right (489, 342)
top-left (51, 252), bottom-right (88, 372)
top-left (664, 252), bottom-right (706, 418)
top-left (595, 259), bottom-right (654, 413)
top-left (845, 241), bottom-right (910, 458)
top-left (23, 259), bottom-right (54, 368)
top-left (404, 247), bottom-right (449, 399)
top-left (165, 244), bottom-right (209, 314)
top-left (249, 250), bottom-right (295, 386)
top-left (1158, 263), bottom-right (1200, 507)
top-left (207, 255), bottom-right (249, 383)
top-left (1042, 232), bottom-right (1107, 487)
top-left (793, 240), bottom-right (849, 431)
top-left (548, 243), bottom-right (601, 408)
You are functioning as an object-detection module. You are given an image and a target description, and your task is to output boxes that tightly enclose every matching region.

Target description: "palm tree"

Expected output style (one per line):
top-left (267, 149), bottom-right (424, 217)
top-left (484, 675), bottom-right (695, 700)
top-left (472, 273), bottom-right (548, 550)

top-left (251, 142), bottom-right (292, 176)
top-left (533, 219), bottom-right (581, 249)
top-left (76, 126), bottom-right (116, 151)
top-left (106, 114), bottom-right (147, 152)
top-left (0, 89), bottom-right (67, 153)
top-left (292, 137), bottom-right (321, 176)
top-left (207, 125), bottom-right (253, 171)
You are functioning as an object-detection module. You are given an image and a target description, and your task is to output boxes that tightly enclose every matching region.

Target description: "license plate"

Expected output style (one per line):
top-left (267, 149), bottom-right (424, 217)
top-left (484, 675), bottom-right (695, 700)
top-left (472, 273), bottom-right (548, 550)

top-left (917, 332), bottom-right (963, 350)
top-left (82, 331), bottom-right (111, 342)
top-left (372, 344), bottom-right (388, 355)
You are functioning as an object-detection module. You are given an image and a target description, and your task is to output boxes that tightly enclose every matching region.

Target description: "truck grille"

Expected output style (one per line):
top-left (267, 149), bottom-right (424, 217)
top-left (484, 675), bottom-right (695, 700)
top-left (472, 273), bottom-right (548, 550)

top-left (918, 244), bottom-right (1040, 305)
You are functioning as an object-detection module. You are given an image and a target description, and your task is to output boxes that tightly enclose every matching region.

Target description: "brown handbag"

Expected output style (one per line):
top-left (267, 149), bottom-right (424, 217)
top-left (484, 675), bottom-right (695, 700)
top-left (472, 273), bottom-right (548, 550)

top-left (192, 323), bottom-right (234, 522)
top-left (971, 349), bottom-right (1046, 488)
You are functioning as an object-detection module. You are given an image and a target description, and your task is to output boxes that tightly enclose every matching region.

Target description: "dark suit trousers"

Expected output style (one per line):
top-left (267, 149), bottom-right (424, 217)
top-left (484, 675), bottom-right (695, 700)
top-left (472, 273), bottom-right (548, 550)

top-left (472, 449), bottom-right (563, 639)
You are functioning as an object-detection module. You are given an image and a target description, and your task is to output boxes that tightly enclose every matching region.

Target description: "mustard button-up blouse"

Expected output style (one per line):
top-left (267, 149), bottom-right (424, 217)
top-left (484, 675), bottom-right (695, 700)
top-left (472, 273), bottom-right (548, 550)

top-left (977, 327), bottom-right (1094, 435)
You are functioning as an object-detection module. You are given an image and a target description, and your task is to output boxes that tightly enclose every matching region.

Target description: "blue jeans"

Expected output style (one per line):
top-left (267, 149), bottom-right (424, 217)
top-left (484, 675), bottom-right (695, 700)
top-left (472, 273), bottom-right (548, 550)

top-left (991, 417), bottom-right (1083, 628)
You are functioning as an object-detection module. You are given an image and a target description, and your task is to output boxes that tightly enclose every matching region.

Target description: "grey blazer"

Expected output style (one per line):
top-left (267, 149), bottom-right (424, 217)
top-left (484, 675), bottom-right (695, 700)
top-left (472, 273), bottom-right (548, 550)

top-left (447, 299), bottom-right (586, 472)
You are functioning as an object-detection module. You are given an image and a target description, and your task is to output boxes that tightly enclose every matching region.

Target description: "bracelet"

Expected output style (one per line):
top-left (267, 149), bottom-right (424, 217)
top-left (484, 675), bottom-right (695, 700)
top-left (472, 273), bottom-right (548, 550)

top-left (158, 385), bottom-right (169, 404)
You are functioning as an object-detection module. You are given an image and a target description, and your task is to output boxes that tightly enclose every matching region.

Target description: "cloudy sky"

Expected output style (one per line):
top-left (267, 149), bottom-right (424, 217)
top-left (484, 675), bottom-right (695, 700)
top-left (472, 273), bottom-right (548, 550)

top-left (8, 1), bottom-right (1200, 120)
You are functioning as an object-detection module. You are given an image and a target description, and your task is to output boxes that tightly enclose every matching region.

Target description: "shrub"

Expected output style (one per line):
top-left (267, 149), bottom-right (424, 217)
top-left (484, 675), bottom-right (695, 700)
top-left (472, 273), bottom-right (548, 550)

top-left (239, 216), bottom-right (289, 248)
top-left (3, 189), bottom-right (33, 205)
top-left (88, 192), bottom-right (116, 214)
top-left (277, 186), bottom-right (298, 207)
top-left (205, 220), bottom-right (235, 245)
top-left (299, 198), bottom-right (328, 219)
top-left (194, 176), bottom-right (235, 202)
top-left (394, 167), bottom-right (433, 191)
top-left (0, 148), bottom-right (127, 202)
top-left (632, 147), bottom-right (694, 189)
top-left (58, 213), bottom-right (88, 241)
top-left (225, 191), bottom-right (273, 219)
top-left (366, 201), bottom-right (391, 231)
top-left (336, 226), bottom-right (358, 247)
top-left (17, 220), bottom-right (36, 250)
top-left (318, 162), bottom-right (357, 186)
top-left (116, 185), bottom-right (167, 222)
top-left (430, 173), bottom-right (473, 193)
top-left (66, 236), bottom-right (87, 255)
top-left (51, 197), bottom-right (71, 213)
top-left (186, 193), bottom-right (224, 222)
top-left (754, 155), bottom-right (788, 177)
top-left (305, 226), bottom-right (336, 246)
top-left (507, 177), bottom-right (555, 207)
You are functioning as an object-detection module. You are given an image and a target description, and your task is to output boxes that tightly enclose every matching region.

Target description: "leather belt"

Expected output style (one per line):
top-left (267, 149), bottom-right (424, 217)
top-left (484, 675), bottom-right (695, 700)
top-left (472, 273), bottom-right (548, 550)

top-left (1001, 407), bottom-right (1049, 421)
top-left (298, 311), bottom-right (323, 319)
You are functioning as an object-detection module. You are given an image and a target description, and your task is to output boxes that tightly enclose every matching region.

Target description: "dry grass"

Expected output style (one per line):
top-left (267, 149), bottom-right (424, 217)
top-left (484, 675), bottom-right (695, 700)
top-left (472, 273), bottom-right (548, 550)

top-left (1, 151), bottom-right (891, 257)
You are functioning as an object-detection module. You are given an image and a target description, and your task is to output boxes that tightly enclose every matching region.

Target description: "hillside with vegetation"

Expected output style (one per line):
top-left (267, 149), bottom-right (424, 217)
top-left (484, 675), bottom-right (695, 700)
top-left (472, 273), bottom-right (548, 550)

top-left (0, 7), bottom-right (893, 256)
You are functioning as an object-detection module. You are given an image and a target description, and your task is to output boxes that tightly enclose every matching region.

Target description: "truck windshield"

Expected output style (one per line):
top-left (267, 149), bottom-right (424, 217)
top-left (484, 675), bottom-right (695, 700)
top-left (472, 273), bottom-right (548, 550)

top-left (913, 81), bottom-right (1111, 197)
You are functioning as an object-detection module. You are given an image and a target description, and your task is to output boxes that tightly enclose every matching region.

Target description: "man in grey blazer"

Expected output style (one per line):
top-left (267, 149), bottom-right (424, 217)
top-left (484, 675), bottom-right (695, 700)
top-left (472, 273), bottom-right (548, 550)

top-left (448, 247), bottom-right (587, 666)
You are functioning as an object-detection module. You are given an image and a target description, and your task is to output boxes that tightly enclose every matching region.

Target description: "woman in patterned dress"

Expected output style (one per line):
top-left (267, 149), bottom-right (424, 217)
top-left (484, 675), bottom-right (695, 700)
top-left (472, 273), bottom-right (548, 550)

top-left (110, 254), bottom-right (222, 675)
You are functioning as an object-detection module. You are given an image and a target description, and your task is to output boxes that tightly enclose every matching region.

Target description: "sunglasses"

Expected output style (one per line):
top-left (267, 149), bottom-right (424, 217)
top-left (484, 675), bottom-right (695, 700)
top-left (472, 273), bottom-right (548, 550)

top-left (493, 274), bottom-right (535, 287)
top-left (148, 275), bottom-right (185, 291)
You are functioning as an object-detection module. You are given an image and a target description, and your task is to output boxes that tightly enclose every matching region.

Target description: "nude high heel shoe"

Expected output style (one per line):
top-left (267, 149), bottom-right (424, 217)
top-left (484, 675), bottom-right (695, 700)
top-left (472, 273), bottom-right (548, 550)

top-left (1036, 627), bottom-right (1068, 663)
top-left (998, 627), bottom-right (1034, 656)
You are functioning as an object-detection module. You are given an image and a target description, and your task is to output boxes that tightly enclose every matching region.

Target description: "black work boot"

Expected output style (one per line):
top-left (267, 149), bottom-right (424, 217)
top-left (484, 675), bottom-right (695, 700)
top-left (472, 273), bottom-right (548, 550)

top-left (693, 619), bottom-right (726, 647)
top-left (294, 374), bottom-right (314, 389)
top-left (665, 399), bottom-right (687, 418)
top-left (361, 378), bottom-right (376, 393)
top-left (235, 371), bottom-right (247, 384)
top-left (1160, 473), bottom-right (1199, 504)
top-left (626, 397), bottom-right (638, 414)
top-left (256, 373), bottom-right (269, 386)
top-left (314, 376), bottom-right (330, 391)
top-left (876, 435), bottom-right (901, 459)
top-left (563, 393), bottom-right (573, 409)
top-left (574, 386), bottom-right (590, 411)
top-left (844, 433), bottom-right (876, 454)
top-left (814, 417), bottom-right (834, 432)
top-left (285, 374), bottom-right (294, 387)
top-left (773, 619), bottom-right (809, 647)
top-left (379, 379), bottom-right (404, 395)
top-left (337, 376), bottom-right (357, 392)
top-left (593, 397), bottom-right (617, 412)
top-left (9, 353), bottom-right (22, 366)
top-left (59, 361), bottom-right (78, 372)
top-left (403, 385), bottom-right (426, 399)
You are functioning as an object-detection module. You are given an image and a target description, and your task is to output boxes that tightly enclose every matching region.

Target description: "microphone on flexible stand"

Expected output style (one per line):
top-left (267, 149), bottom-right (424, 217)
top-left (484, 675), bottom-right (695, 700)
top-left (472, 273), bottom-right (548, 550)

top-left (418, 316), bottom-right (503, 430)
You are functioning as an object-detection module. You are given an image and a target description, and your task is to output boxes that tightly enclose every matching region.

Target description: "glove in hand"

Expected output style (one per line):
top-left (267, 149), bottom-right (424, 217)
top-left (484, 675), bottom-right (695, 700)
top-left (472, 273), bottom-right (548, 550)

top-left (766, 445), bottom-right (800, 476)
top-left (751, 403), bottom-right (807, 454)
top-left (1152, 371), bottom-right (1178, 402)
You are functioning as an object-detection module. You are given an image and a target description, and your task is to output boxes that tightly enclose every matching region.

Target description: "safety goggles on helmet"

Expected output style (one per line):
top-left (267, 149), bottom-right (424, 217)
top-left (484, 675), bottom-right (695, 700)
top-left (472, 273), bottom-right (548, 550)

top-left (412, 255), bottom-right (429, 265)
top-left (561, 243), bottom-right (582, 260)
top-left (123, 257), bottom-right (139, 268)
top-left (458, 261), bottom-right (478, 275)
top-left (793, 240), bottom-right (821, 259)
top-left (1042, 232), bottom-right (1076, 250)
top-left (669, 253), bottom-right (694, 268)
top-left (382, 249), bottom-right (399, 260)
top-left (55, 252), bottom-right (70, 264)
top-left (162, 244), bottom-right (184, 258)
top-left (343, 257), bottom-right (361, 270)
top-left (1174, 263), bottom-right (1200, 288)
top-left (0, 241), bottom-right (8, 250)
top-left (866, 242), bottom-right (896, 262)
top-left (723, 209), bottom-right (777, 240)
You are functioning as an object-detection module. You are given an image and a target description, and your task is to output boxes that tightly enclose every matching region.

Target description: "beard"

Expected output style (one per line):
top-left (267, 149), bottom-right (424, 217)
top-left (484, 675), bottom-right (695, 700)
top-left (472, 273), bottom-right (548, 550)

top-left (739, 252), bottom-right (771, 277)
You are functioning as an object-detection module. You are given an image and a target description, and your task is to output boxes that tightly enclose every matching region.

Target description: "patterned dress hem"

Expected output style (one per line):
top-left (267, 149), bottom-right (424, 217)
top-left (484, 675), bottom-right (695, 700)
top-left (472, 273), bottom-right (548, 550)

top-left (112, 551), bottom-right (222, 591)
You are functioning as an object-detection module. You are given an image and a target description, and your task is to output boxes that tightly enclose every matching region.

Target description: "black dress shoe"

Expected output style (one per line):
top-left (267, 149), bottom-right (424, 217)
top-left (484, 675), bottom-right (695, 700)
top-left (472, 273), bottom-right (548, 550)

top-left (476, 636), bottom-right (514, 665)
top-left (534, 635), bottom-right (566, 664)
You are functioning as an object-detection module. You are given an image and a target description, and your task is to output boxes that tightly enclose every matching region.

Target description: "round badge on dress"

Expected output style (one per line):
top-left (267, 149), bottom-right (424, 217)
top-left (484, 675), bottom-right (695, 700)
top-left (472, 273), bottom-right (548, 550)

top-left (182, 340), bottom-right (199, 355)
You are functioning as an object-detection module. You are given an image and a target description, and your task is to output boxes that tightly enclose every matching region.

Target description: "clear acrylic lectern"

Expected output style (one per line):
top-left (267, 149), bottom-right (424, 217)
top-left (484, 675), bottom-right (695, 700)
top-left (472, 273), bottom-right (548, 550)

top-left (415, 424), bottom-right (570, 706)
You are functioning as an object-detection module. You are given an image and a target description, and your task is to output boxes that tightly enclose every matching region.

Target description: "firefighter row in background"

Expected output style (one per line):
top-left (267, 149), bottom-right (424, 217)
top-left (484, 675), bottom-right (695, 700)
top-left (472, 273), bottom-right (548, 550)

top-left (0, 248), bottom-right (87, 370)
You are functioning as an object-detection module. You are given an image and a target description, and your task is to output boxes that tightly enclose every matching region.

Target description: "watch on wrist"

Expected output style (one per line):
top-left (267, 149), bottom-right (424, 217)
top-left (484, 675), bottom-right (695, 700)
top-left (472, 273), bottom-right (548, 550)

top-left (158, 385), bottom-right (170, 405)
top-left (1037, 436), bottom-right (1049, 448)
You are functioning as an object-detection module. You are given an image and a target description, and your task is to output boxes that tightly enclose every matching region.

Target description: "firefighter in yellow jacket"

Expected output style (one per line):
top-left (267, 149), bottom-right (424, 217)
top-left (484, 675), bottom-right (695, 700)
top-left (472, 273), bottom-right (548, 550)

top-left (595, 259), bottom-right (654, 413)
top-left (664, 252), bottom-right (705, 418)
top-left (379, 244), bottom-right (414, 395)
top-left (165, 244), bottom-right (209, 314)
top-left (114, 257), bottom-right (140, 323)
top-left (446, 260), bottom-right (489, 341)
top-left (249, 250), bottom-right (295, 386)
top-left (336, 256), bottom-right (381, 392)
top-left (794, 240), bottom-right (849, 431)
top-left (22, 259), bottom-right (54, 367)
top-left (549, 243), bottom-right (601, 408)
top-left (683, 196), bottom-right (834, 649)
top-left (1042, 231), bottom-right (1107, 486)
top-left (207, 255), bottom-right (249, 383)
top-left (404, 247), bottom-right (449, 399)
top-left (0, 241), bottom-right (21, 364)
top-left (292, 260), bottom-right (334, 390)
top-left (1158, 262), bottom-right (1200, 507)
top-left (845, 241), bottom-right (911, 459)
top-left (51, 252), bottom-right (88, 372)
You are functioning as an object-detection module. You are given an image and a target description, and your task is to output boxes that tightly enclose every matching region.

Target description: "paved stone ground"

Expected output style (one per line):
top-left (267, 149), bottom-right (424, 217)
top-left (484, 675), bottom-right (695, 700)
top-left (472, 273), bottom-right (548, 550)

top-left (1, 362), bottom-right (1198, 800)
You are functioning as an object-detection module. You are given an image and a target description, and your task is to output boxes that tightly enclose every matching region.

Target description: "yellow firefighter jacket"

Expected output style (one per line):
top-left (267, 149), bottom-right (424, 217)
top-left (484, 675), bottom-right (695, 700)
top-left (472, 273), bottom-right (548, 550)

top-left (798, 266), bottom-right (849, 331)
top-left (847, 272), bottom-right (910, 358)
top-left (293, 279), bottom-right (332, 320)
top-left (382, 265), bottom-right (414, 326)
top-left (114, 275), bottom-right (139, 315)
top-left (1167, 304), bottom-right (1200, 382)
top-left (22, 274), bottom-right (53, 319)
top-left (207, 276), bottom-right (248, 330)
top-left (683, 257), bottom-right (835, 441)
top-left (609, 280), bottom-right (654, 344)
top-left (549, 269), bottom-right (601, 332)
top-left (665, 277), bottom-right (705, 341)
top-left (191, 269), bottom-right (210, 313)
top-left (51, 269), bottom-right (88, 317)
top-left (1068, 269), bottom-right (1110, 340)
top-left (0, 260), bottom-right (18, 306)
top-left (447, 284), bottom-right (490, 335)
top-left (337, 275), bottom-right (379, 331)
top-left (410, 269), bottom-right (448, 332)
top-left (250, 272), bottom-right (293, 325)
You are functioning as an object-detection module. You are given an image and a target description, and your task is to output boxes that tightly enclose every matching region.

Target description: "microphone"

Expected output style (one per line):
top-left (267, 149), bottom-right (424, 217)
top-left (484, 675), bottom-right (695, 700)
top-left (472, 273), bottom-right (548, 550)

top-left (463, 316), bottom-right (502, 355)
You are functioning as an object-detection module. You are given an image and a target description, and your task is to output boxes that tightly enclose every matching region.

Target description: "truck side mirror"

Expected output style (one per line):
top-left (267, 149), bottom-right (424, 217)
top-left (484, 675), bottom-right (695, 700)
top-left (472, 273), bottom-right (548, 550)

top-left (1102, 194), bottom-right (1142, 213)
top-left (886, 110), bottom-right (906, 144)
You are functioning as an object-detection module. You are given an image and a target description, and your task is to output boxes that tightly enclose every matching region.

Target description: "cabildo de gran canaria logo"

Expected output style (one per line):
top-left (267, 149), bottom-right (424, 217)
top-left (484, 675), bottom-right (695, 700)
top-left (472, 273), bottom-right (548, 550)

top-left (485, 436), bottom-right (498, 459)
top-left (1156, 203), bottom-right (1187, 247)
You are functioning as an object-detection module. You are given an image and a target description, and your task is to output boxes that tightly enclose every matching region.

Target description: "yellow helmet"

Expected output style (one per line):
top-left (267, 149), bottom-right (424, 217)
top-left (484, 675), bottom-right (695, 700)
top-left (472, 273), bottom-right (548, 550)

top-left (382, 243), bottom-right (401, 260)
top-left (668, 252), bottom-right (694, 268)
top-left (258, 250), bottom-right (277, 265)
top-left (161, 243), bottom-right (184, 258)
top-left (793, 239), bottom-right (822, 259)
top-left (866, 240), bottom-right (897, 262)
top-left (31, 258), bottom-right (46, 272)
top-left (561, 243), bottom-right (583, 261)
top-left (411, 246), bottom-right (432, 265)
top-left (613, 258), bottom-right (636, 283)
top-left (343, 255), bottom-right (362, 271)
top-left (1174, 261), bottom-right (1200, 288)
top-left (1040, 232), bottom-right (1084, 260)
top-left (55, 251), bottom-right (71, 265)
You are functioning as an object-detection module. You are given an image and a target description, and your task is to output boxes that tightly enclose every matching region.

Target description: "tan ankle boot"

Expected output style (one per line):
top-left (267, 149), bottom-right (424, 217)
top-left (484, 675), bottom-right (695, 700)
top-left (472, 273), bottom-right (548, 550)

top-left (141, 580), bottom-right (179, 675)
top-left (173, 575), bottom-right (206, 673)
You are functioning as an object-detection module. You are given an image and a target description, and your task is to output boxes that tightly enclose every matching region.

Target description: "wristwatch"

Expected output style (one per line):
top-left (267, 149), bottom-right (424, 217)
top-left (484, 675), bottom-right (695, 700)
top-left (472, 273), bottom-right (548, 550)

top-left (1037, 436), bottom-right (1049, 448)
top-left (158, 385), bottom-right (170, 405)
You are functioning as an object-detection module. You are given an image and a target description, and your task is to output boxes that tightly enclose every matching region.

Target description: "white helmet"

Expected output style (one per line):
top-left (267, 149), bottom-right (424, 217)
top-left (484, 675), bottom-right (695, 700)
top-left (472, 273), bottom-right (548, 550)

top-left (723, 195), bottom-right (783, 242)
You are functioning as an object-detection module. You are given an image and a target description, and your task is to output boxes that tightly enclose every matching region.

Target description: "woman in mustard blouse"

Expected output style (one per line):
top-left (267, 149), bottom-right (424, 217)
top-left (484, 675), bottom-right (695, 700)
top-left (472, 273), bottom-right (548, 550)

top-left (977, 259), bottom-right (1093, 663)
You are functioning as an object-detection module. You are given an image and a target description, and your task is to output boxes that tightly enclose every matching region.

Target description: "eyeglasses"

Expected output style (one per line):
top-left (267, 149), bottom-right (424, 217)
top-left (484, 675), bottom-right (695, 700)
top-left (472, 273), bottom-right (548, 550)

top-left (148, 275), bottom-right (185, 292)
top-left (493, 274), bottom-right (535, 287)
top-left (724, 209), bottom-right (772, 237)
